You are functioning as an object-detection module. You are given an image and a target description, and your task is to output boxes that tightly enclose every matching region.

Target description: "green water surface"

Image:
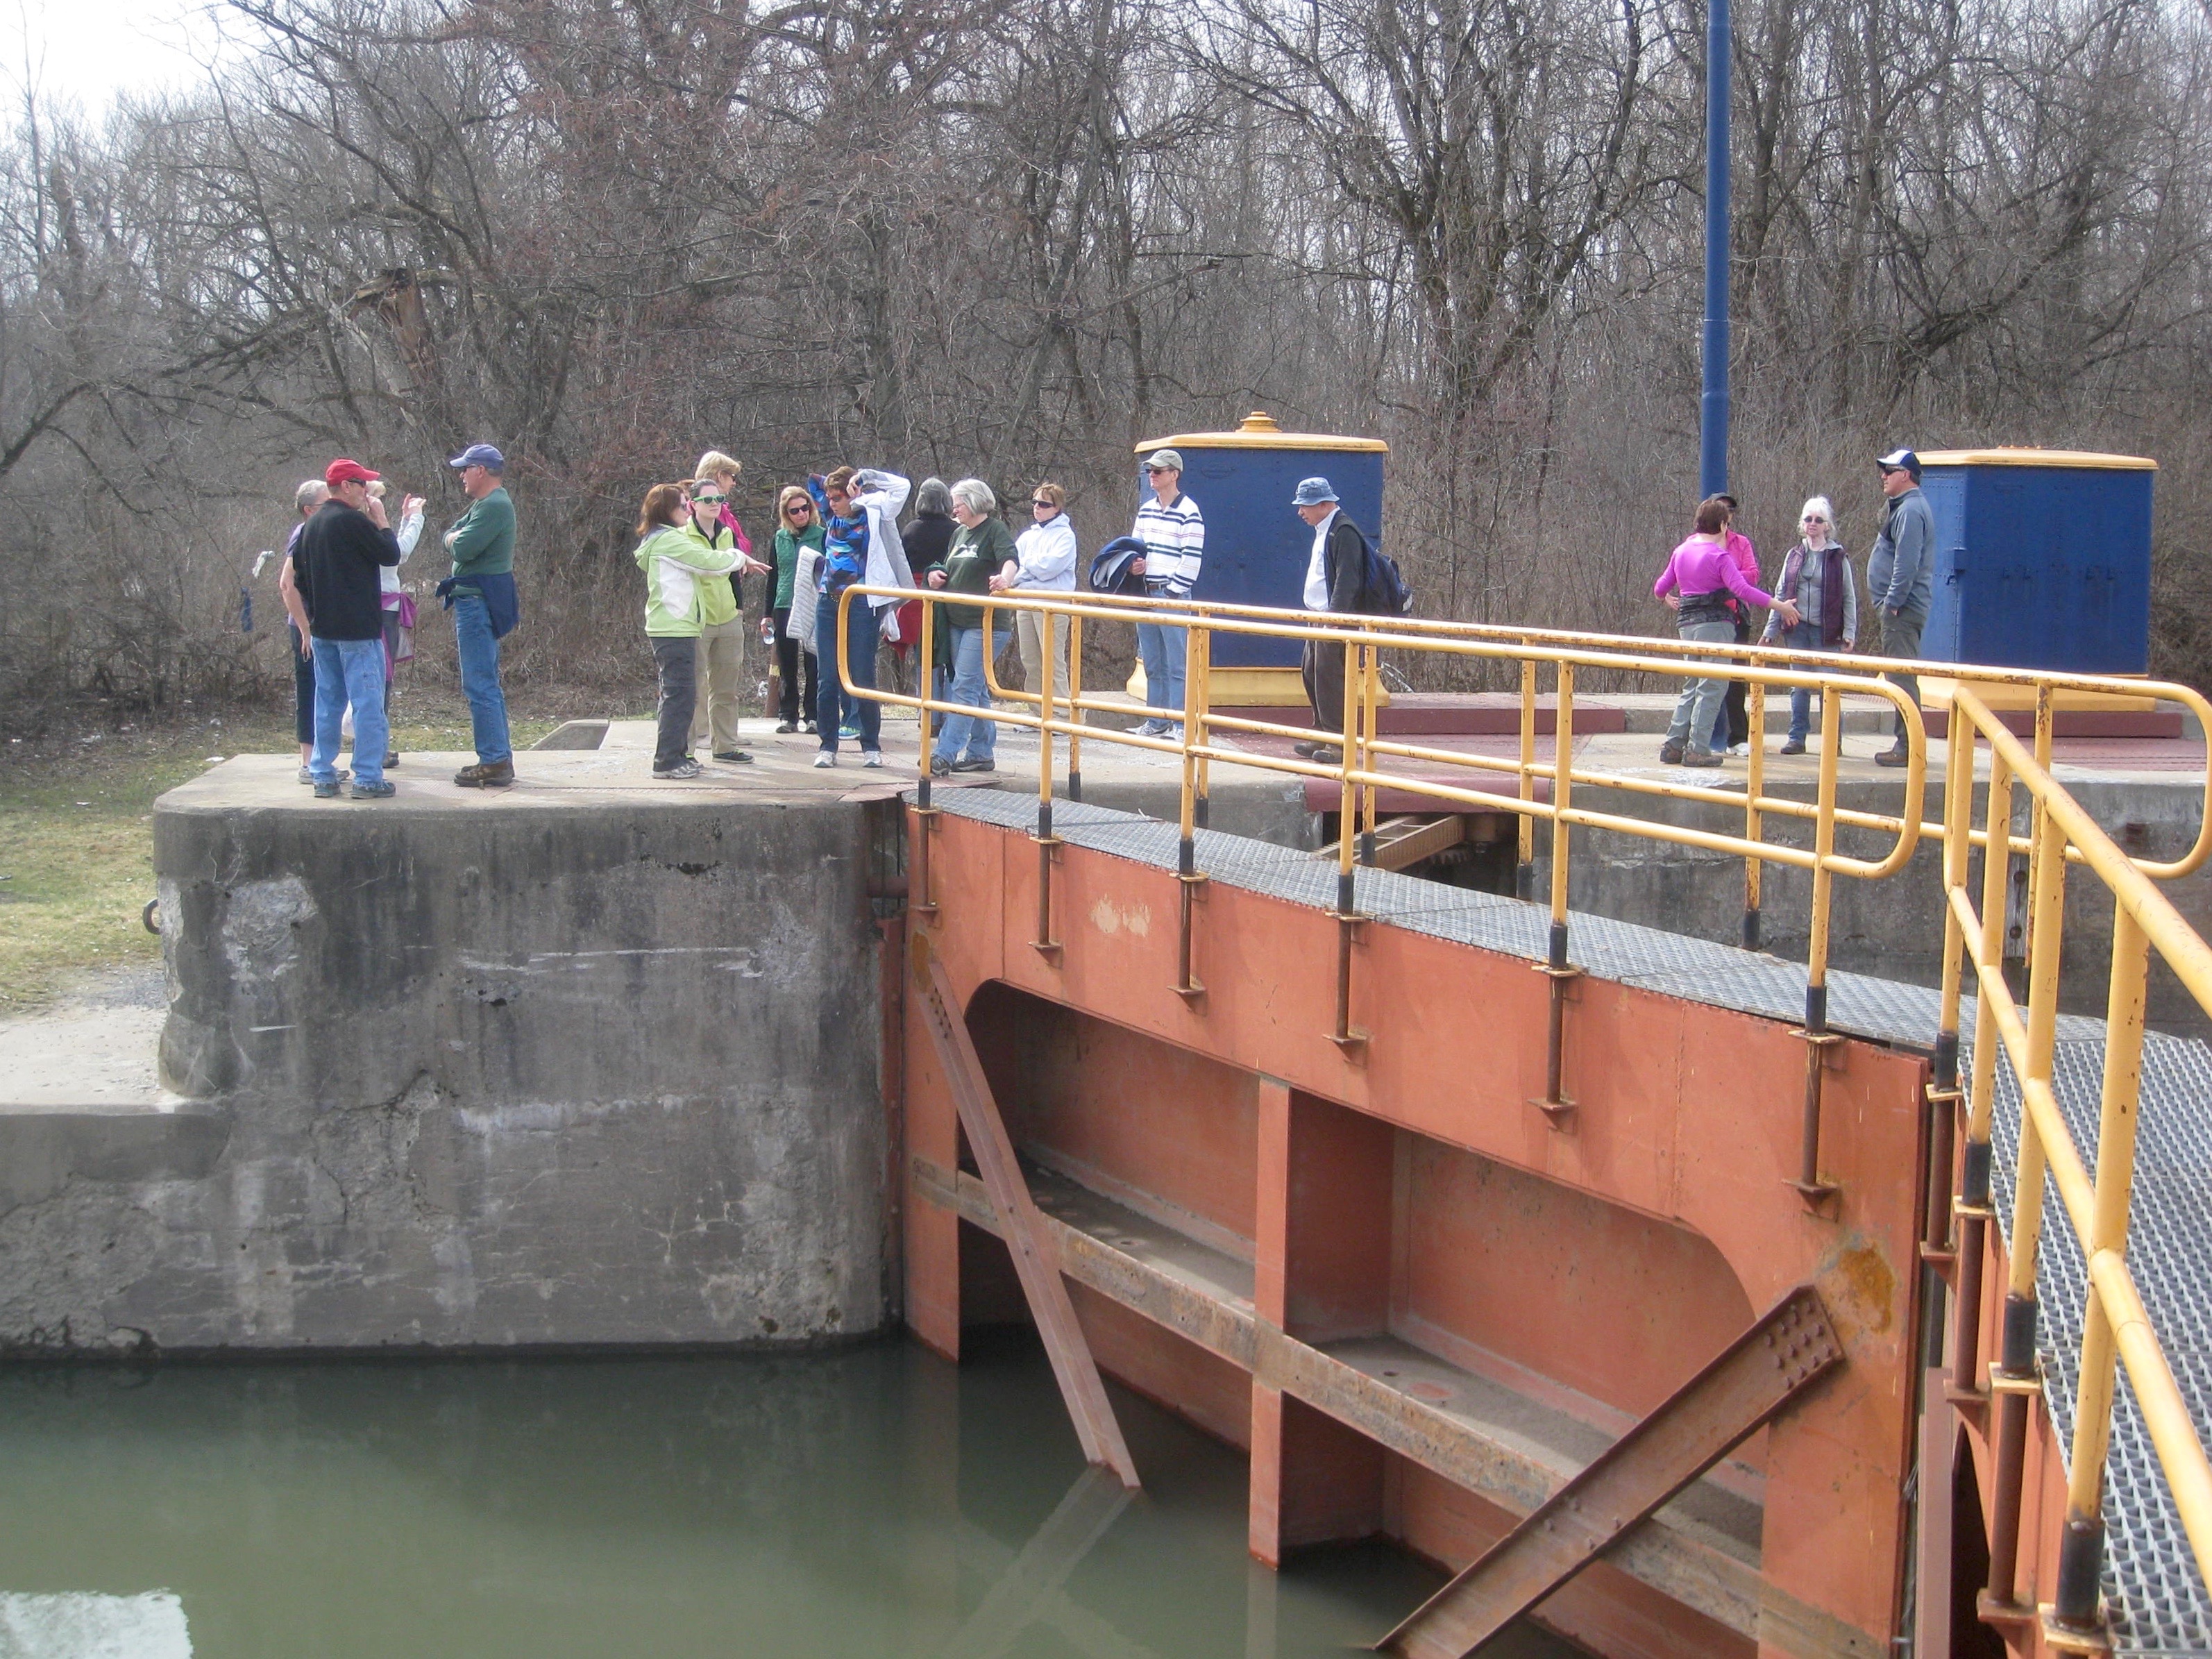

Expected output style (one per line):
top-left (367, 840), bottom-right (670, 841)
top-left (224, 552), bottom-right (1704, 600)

top-left (0, 1336), bottom-right (1577, 1657)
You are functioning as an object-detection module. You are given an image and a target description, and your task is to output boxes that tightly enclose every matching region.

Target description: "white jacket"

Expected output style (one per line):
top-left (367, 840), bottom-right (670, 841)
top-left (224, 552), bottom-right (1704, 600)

top-left (850, 471), bottom-right (915, 609)
top-left (1010, 513), bottom-right (1078, 591)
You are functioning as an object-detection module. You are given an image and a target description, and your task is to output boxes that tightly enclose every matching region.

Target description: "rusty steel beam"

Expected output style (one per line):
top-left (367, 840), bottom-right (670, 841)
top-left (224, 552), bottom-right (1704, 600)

top-left (1914, 1371), bottom-right (1959, 1659)
top-left (913, 1156), bottom-right (1880, 1659)
top-left (912, 943), bottom-right (1140, 1488)
top-left (1376, 1286), bottom-right (1846, 1659)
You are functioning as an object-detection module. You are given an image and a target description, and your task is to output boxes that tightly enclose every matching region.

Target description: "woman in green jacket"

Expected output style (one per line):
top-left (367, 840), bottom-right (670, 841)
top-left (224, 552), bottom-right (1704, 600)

top-left (924, 478), bottom-right (1018, 775)
top-left (636, 482), bottom-right (741, 779)
top-left (769, 485), bottom-right (825, 732)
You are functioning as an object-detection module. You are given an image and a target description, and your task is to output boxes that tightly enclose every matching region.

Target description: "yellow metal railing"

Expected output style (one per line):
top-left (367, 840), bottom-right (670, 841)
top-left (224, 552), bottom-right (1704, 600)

top-left (837, 581), bottom-right (2212, 1640)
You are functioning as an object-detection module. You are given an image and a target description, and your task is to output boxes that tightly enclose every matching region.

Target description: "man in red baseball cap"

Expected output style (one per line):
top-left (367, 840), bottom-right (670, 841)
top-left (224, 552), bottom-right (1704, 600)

top-left (293, 460), bottom-right (402, 798)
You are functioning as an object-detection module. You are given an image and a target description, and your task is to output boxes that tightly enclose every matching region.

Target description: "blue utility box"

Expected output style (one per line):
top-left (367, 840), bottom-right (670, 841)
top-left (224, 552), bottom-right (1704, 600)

top-left (1133, 412), bottom-right (1387, 677)
top-left (1917, 448), bottom-right (2155, 675)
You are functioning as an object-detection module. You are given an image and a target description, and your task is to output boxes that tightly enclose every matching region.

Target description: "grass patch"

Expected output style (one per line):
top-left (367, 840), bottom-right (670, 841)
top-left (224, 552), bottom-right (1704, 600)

top-left (0, 692), bottom-right (595, 1009)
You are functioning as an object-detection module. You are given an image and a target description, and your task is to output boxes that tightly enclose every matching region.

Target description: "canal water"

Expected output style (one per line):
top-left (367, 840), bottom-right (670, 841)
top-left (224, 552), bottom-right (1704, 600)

top-left (0, 1334), bottom-right (1576, 1658)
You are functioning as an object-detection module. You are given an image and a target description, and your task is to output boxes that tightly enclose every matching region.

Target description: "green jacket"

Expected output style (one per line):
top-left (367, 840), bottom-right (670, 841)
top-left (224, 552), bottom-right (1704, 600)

top-left (928, 517), bottom-right (1016, 660)
top-left (683, 519), bottom-right (742, 627)
top-left (446, 485), bottom-right (516, 578)
top-left (636, 523), bottom-right (741, 638)
top-left (772, 521), bottom-right (825, 611)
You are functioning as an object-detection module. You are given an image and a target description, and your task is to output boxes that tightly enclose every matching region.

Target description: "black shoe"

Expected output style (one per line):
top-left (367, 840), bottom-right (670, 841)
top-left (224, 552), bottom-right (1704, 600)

top-left (385, 752), bottom-right (399, 767)
top-left (653, 760), bottom-right (703, 780)
top-left (774, 721), bottom-right (797, 734)
top-left (455, 759), bottom-right (515, 788)
top-left (1779, 739), bottom-right (1807, 756)
top-left (713, 750), bottom-right (754, 764)
top-left (1874, 744), bottom-right (1909, 768)
top-left (1659, 740), bottom-right (1685, 765)
top-left (312, 778), bottom-right (342, 798)
top-left (950, 756), bottom-right (995, 773)
top-left (352, 780), bottom-right (395, 798)
top-left (929, 756), bottom-right (953, 777)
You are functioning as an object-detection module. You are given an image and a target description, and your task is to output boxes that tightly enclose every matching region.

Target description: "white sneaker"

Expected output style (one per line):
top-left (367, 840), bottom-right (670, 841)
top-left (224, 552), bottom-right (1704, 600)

top-left (813, 752), bottom-right (835, 769)
top-left (1132, 719), bottom-right (1168, 737)
top-left (861, 750), bottom-right (884, 768)
top-left (1728, 742), bottom-right (1752, 757)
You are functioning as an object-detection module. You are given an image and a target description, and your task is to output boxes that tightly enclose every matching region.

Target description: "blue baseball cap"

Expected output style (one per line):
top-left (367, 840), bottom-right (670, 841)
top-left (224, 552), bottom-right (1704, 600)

top-left (1291, 476), bottom-right (1338, 507)
top-left (1877, 447), bottom-right (1920, 476)
top-left (448, 443), bottom-right (505, 473)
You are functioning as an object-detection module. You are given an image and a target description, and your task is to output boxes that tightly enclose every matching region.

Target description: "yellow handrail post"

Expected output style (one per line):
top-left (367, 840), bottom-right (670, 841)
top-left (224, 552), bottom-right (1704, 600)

top-left (2050, 905), bottom-right (2149, 1638)
top-left (1533, 662), bottom-right (1580, 1126)
top-left (1517, 656), bottom-right (1537, 899)
top-left (1172, 619), bottom-right (1206, 1004)
top-left (1066, 612), bottom-right (1085, 801)
top-left (1791, 684), bottom-right (1843, 1204)
top-left (1359, 632), bottom-right (1381, 863)
top-left (1031, 596), bottom-right (1062, 961)
top-left (1744, 678), bottom-right (1766, 950)
top-left (911, 593), bottom-right (939, 918)
top-left (1330, 627), bottom-right (1364, 1051)
top-left (1192, 625), bottom-right (1213, 833)
top-left (1985, 789), bottom-right (2069, 1615)
top-left (1953, 745), bottom-right (2016, 1401)
top-left (1927, 696), bottom-right (1973, 1256)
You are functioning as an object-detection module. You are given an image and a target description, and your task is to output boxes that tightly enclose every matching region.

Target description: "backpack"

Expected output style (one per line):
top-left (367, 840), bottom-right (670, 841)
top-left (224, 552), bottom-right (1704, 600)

top-left (1340, 522), bottom-right (1413, 616)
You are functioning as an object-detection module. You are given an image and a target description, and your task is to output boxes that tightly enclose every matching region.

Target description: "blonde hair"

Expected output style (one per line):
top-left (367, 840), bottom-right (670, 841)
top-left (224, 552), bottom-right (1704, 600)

top-left (1033, 481), bottom-right (1066, 510)
top-left (775, 485), bottom-right (814, 525)
top-left (366, 480), bottom-right (387, 500)
top-left (694, 450), bottom-right (741, 485)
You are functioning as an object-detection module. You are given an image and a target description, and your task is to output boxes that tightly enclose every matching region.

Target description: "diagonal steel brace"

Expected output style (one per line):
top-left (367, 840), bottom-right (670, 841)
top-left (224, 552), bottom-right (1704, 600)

top-left (913, 936), bottom-right (1140, 1488)
top-left (1376, 1283), bottom-right (1844, 1658)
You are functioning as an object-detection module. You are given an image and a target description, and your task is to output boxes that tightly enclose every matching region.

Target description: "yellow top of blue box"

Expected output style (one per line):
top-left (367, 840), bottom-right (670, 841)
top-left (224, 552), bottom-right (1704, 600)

top-left (1135, 410), bottom-right (1389, 454)
top-left (1918, 447), bottom-right (2156, 470)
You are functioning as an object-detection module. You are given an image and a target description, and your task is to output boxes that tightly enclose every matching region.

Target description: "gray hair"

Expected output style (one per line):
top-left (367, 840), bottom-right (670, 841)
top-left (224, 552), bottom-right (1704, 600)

top-left (295, 479), bottom-right (329, 513)
top-left (1800, 495), bottom-right (1837, 534)
top-left (949, 477), bottom-right (996, 517)
top-left (913, 476), bottom-right (952, 516)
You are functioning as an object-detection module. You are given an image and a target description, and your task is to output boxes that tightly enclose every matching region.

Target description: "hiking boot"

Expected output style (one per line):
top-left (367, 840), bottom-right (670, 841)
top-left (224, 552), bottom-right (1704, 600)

top-left (950, 755), bottom-right (994, 773)
top-left (653, 759), bottom-right (703, 780)
top-left (1779, 738), bottom-right (1807, 756)
top-left (1658, 739), bottom-right (1685, 765)
top-left (712, 749), bottom-right (754, 764)
top-left (1874, 743), bottom-right (1909, 768)
top-left (1679, 746), bottom-right (1723, 768)
top-left (929, 756), bottom-right (953, 777)
top-left (454, 759), bottom-right (515, 789)
top-left (351, 780), bottom-right (395, 799)
top-left (312, 778), bottom-right (342, 798)
top-left (385, 752), bottom-right (400, 767)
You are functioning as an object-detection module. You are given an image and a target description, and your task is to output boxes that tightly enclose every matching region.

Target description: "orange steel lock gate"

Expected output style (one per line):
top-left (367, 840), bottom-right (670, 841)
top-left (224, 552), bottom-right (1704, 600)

top-left (838, 581), bottom-right (2212, 1659)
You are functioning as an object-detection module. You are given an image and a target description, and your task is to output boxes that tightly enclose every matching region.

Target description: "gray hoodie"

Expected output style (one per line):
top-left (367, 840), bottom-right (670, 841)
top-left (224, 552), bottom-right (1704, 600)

top-left (1866, 485), bottom-right (1935, 616)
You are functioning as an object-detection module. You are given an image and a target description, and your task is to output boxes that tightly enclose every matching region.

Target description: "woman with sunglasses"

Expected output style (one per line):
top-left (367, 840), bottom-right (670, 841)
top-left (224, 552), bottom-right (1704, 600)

top-left (684, 454), bottom-right (771, 761)
top-left (1760, 496), bottom-right (1858, 755)
top-left (991, 481), bottom-right (1077, 703)
top-left (769, 486), bottom-right (825, 732)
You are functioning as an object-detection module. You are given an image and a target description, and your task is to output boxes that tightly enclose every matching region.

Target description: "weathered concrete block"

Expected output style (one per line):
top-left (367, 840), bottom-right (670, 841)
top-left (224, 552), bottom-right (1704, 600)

top-left (1, 759), bottom-right (893, 1355)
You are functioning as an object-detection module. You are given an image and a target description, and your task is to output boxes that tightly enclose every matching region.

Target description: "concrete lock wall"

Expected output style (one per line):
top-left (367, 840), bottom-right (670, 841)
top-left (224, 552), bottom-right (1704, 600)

top-left (0, 788), bottom-right (894, 1355)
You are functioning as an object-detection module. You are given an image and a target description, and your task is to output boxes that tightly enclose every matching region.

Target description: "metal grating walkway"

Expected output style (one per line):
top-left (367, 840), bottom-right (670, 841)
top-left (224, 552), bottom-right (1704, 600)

top-left (926, 784), bottom-right (2212, 1653)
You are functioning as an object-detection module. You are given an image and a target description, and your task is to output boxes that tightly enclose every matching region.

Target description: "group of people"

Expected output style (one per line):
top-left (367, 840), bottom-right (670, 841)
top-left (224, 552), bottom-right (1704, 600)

top-left (1654, 446), bottom-right (1934, 767)
top-left (280, 444), bottom-right (516, 799)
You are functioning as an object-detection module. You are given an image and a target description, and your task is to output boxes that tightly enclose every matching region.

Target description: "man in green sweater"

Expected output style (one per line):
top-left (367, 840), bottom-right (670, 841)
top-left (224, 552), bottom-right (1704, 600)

top-left (439, 443), bottom-right (518, 787)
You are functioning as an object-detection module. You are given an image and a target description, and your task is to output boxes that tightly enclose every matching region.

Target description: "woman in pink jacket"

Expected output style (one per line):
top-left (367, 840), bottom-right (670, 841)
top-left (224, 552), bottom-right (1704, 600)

top-left (1655, 498), bottom-right (1798, 767)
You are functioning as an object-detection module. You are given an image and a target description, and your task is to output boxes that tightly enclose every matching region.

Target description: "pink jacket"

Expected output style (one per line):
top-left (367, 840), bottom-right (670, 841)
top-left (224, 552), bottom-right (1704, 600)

top-left (1653, 536), bottom-right (1780, 608)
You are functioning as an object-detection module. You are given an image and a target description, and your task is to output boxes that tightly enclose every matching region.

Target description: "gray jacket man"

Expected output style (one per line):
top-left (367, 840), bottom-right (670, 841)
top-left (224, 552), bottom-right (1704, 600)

top-left (1866, 448), bottom-right (1935, 766)
top-left (1292, 475), bottom-right (1369, 761)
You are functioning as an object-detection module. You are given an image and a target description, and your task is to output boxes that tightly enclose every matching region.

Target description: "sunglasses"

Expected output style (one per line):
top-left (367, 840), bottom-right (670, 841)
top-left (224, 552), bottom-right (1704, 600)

top-left (1031, 498), bottom-right (1056, 508)
top-left (1802, 514), bottom-right (1828, 523)
top-left (691, 492), bottom-right (726, 505)
top-left (786, 503), bottom-right (813, 514)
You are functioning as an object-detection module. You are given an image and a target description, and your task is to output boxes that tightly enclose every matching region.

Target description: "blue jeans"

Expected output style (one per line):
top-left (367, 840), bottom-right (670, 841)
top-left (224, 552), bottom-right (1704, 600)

top-left (816, 587), bottom-right (880, 752)
top-left (1775, 621), bottom-right (1821, 740)
top-left (453, 594), bottom-right (512, 765)
top-left (310, 637), bottom-right (389, 787)
top-left (1137, 618), bottom-right (1185, 718)
top-left (931, 625), bottom-right (995, 764)
top-left (1664, 620), bottom-right (1737, 750)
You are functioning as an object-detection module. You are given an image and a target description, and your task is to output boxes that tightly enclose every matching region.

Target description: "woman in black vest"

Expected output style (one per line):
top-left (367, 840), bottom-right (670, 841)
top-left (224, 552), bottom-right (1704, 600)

top-left (1761, 495), bottom-right (1859, 755)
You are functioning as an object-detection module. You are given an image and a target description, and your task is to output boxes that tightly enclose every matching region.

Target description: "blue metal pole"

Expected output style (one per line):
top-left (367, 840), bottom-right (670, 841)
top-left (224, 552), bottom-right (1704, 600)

top-left (1700, 0), bottom-right (1731, 498)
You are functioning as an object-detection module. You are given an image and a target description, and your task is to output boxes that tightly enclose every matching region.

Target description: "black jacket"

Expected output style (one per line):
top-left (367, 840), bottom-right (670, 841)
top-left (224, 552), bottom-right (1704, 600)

top-left (296, 500), bottom-right (401, 641)
top-left (1314, 512), bottom-right (1368, 615)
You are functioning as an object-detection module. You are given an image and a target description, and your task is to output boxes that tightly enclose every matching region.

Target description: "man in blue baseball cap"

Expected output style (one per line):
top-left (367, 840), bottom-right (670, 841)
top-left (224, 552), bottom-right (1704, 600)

top-left (1866, 446), bottom-right (1932, 768)
top-left (1292, 475), bottom-right (1369, 760)
top-left (438, 443), bottom-right (519, 786)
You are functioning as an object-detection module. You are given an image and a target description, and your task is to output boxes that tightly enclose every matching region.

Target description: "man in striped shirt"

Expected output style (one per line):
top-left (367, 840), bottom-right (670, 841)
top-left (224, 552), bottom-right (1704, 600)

top-left (1129, 448), bottom-right (1205, 739)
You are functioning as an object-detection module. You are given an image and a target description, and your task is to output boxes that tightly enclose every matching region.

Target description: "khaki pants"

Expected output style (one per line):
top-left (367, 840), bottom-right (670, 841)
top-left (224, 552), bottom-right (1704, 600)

top-left (1015, 609), bottom-right (1070, 703)
top-left (691, 617), bottom-right (745, 752)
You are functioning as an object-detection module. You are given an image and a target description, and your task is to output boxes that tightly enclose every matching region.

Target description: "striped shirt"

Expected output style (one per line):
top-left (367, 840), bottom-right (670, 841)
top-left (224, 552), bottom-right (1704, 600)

top-left (1133, 491), bottom-right (1204, 600)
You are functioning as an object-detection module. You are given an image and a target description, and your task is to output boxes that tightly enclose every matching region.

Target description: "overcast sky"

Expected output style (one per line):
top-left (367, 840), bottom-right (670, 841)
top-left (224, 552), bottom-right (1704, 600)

top-left (3, 0), bottom-right (230, 117)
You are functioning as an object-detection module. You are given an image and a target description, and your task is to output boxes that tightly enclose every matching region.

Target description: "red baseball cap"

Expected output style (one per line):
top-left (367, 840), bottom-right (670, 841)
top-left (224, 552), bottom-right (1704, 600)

top-left (325, 458), bottom-right (380, 487)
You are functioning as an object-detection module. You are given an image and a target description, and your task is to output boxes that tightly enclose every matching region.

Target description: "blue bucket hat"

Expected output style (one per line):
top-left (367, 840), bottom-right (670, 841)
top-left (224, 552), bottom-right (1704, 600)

top-left (448, 443), bottom-right (505, 473)
top-left (1291, 476), bottom-right (1338, 507)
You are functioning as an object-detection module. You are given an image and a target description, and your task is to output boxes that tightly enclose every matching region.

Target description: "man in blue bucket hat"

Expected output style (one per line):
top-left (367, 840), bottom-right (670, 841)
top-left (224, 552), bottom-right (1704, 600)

top-left (1292, 475), bottom-right (1369, 761)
